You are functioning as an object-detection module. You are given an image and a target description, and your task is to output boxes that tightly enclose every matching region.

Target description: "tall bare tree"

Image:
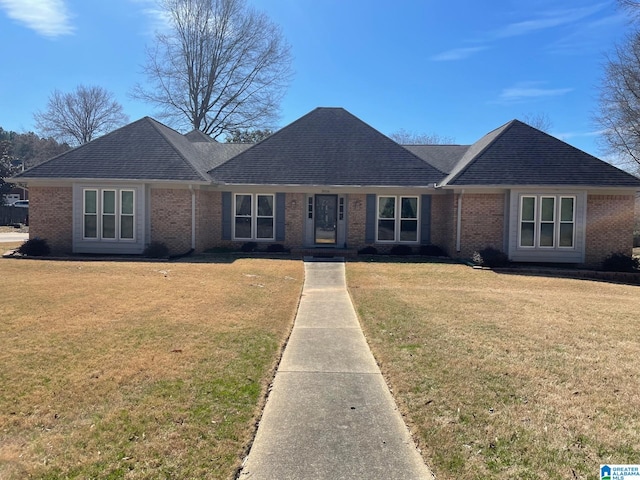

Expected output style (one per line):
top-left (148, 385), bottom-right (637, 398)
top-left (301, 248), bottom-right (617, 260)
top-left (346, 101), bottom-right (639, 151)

top-left (133, 0), bottom-right (293, 139)
top-left (521, 112), bottom-right (553, 133)
top-left (595, 32), bottom-right (640, 166)
top-left (34, 85), bottom-right (128, 146)
top-left (389, 128), bottom-right (455, 145)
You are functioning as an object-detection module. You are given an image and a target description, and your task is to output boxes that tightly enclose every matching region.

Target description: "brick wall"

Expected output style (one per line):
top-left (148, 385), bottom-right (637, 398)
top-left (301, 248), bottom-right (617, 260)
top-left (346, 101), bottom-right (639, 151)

top-left (347, 194), bottom-right (367, 248)
top-left (585, 194), bottom-right (635, 266)
top-left (457, 193), bottom-right (505, 258)
top-left (29, 186), bottom-right (73, 253)
top-left (284, 193), bottom-right (304, 247)
top-left (194, 190), bottom-right (220, 252)
top-left (150, 188), bottom-right (192, 254)
top-left (431, 193), bottom-right (455, 255)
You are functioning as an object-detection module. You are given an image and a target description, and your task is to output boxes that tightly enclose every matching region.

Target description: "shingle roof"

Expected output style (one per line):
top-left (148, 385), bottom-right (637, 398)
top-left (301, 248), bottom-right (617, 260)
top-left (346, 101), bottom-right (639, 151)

top-left (443, 120), bottom-right (640, 187)
top-left (208, 107), bottom-right (445, 186)
top-left (14, 117), bottom-right (246, 182)
top-left (14, 110), bottom-right (640, 190)
top-left (402, 144), bottom-right (470, 174)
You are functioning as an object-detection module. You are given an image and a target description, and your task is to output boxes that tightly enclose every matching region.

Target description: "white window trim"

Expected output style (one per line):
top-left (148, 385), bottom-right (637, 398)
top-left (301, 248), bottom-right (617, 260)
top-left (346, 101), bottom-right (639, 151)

top-left (83, 188), bottom-right (136, 242)
top-left (233, 193), bottom-right (275, 241)
top-left (518, 194), bottom-right (576, 250)
top-left (376, 195), bottom-right (420, 244)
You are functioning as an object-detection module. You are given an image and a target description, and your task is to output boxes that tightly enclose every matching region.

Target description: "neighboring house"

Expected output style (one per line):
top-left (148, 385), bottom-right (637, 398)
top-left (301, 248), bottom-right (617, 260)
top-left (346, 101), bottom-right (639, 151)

top-left (13, 107), bottom-right (640, 266)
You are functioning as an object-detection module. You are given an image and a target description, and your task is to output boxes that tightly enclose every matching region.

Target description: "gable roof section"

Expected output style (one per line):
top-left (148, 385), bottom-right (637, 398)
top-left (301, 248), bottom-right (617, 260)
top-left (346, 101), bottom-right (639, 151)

top-left (402, 144), bottom-right (471, 174)
top-left (15, 117), bottom-right (215, 182)
top-left (443, 120), bottom-right (640, 187)
top-left (209, 107), bottom-right (446, 186)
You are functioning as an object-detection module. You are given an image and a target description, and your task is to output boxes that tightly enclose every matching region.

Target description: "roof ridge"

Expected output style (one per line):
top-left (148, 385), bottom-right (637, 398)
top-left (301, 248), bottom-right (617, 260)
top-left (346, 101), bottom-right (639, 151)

top-left (146, 118), bottom-right (210, 182)
top-left (15, 117), bottom-right (157, 178)
top-left (440, 119), bottom-right (517, 186)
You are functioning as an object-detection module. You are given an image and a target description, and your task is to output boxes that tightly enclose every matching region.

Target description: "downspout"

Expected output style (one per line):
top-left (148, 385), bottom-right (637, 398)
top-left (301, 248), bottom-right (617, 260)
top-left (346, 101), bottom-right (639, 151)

top-left (456, 190), bottom-right (464, 253)
top-left (189, 185), bottom-right (196, 251)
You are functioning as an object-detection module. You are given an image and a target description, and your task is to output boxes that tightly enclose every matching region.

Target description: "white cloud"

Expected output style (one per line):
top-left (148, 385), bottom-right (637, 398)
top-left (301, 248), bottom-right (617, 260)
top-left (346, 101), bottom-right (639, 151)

top-left (431, 2), bottom-right (610, 62)
top-left (553, 129), bottom-right (608, 141)
top-left (0, 0), bottom-right (74, 37)
top-left (498, 82), bottom-right (573, 103)
top-left (129, 0), bottom-right (171, 34)
top-left (493, 3), bottom-right (608, 39)
top-left (430, 46), bottom-right (488, 62)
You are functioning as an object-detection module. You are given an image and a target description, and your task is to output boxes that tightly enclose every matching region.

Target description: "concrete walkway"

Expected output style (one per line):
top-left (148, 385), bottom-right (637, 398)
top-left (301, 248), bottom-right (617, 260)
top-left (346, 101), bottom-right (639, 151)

top-left (239, 261), bottom-right (433, 480)
top-left (0, 232), bottom-right (28, 243)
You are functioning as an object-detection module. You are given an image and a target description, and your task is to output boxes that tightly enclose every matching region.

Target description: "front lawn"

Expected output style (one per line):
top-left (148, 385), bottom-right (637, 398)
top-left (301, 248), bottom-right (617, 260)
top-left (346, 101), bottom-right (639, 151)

top-left (347, 261), bottom-right (640, 480)
top-left (0, 258), bottom-right (303, 479)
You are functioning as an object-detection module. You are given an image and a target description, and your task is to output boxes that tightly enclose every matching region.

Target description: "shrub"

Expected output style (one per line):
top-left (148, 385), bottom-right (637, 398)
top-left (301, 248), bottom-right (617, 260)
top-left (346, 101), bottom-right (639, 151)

top-left (240, 242), bottom-right (258, 252)
top-left (358, 246), bottom-right (378, 255)
top-left (389, 244), bottom-right (413, 256)
top-left (601, 252), bottom-right (639, 272)
top-left (143, 241), bottom-right (169, 258)
top-left (472, 247), bottom-right (509, 268)
top-left (266, 243), bottom-right (287, 253)
top-left (17, 237), bottom-right (50, 256)
top-left (634, 231), bottom-right (640, 248)
top-left (419, 244), bottom-right (448, 257)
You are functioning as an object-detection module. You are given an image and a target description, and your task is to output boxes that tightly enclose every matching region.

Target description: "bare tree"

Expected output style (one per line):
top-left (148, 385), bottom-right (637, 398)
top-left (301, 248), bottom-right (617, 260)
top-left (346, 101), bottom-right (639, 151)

top-left (133, 0), bottom-right (293, 139)
top-left (595, 32), bottom-right (640, 166)
top-left (389, 128), bottom-right (455, 145)
top-left (521, 112), bottom-right (553, 132)
top-left (34, 85), bottom-right (128, 145)
top-left (224, 128), bottom-right (273, 143)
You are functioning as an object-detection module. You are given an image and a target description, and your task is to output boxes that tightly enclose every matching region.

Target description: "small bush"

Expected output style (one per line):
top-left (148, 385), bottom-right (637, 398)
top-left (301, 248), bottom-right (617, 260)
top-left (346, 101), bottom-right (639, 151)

top-left (358, 246), bottom-right (378, 255)
top-left (266, 243), bottom-right (288, 253)
top-left (634, 231), bottom-right (640, 248)
top-left (389, 244), bottom-right (413, 256)
top-left (17, 237), bottom-right (50, 256)
top-left (419, 244), bottom-right (448, 257)
top-left (602, 252), bottom-right (639, 272)
top-left (143, 241), bottom-right (169, 258)
top-left (472, 247), bottom-right (509, 268)
top-left (240, 242), bottom-right (258, 252)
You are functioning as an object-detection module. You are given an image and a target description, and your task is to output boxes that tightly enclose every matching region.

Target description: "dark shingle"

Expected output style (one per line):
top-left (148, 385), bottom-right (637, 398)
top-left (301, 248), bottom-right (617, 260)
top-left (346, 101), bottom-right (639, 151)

top-left (209, 107), bottom-right (445, 186)
top-left (402, 144), bottom-right (470, 174)
top-left (445, 120), bottom-right (640, 187)
top-left (16, 118), bottom-right (214, 182)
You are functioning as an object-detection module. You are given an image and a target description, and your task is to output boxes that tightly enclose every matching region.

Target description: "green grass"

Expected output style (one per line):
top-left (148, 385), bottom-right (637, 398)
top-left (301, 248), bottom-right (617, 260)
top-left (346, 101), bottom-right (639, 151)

top-left (0, 258), bottom-right (303, 479)
top-left (347, 261), bottom-right (640, 480)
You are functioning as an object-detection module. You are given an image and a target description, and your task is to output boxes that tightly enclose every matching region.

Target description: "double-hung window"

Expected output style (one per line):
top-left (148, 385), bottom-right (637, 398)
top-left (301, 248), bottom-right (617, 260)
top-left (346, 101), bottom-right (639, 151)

top-left (376, 196), bottom-right (419, 242)
top-left (234, 194), bottom-right (275, 240)
top-left (83, 188), bottom-right (135, 241)
top-left (519, 195), bottom-right (575, 248)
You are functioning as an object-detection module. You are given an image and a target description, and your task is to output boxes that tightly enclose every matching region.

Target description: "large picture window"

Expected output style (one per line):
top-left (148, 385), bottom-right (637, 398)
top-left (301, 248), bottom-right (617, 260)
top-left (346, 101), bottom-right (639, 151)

top-left (234, 194), bottom-right (274, 240)
top-left (376, 196), bottom-right (419, 243)
top-left (519, 195), bottom-right (575, 248)
top-left (83, 188), bottom-right (135, 241)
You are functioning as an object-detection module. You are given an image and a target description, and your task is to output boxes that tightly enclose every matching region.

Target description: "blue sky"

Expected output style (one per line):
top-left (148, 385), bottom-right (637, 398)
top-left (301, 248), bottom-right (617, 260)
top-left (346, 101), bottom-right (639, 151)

top-left (0, 0), bottom-right (630, 159)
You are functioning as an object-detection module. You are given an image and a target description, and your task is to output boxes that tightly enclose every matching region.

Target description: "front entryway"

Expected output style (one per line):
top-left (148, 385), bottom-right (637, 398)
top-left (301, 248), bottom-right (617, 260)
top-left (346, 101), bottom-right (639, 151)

top-left (314, 194), bottom-right (337, 245)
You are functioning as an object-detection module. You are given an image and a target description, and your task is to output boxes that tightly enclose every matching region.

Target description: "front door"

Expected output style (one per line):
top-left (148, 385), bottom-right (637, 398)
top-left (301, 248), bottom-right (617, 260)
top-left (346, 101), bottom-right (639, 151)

top-left (314, 194), bottom-right (337, 245)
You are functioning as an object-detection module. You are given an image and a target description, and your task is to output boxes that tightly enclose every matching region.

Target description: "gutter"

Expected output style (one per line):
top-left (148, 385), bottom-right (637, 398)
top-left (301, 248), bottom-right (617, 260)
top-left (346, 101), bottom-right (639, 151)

top-left (456, 190), bottom-right (464, 253)
top-left (189, 184), bottom-right (196, 250)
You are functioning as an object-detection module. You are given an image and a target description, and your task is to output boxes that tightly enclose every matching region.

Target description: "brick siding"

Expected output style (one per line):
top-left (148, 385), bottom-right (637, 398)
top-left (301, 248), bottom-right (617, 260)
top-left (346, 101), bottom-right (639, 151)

top-left (150, 188), bottom-right (192, 254)
top-left (457, 193), bottom-right (505, 258)
top-left (284, 193), bottom-right (304, 247)
top-left (585, 194), bottom-right (635, 266)
top-left (347, 194), bottom-right (366, 248)
top-left (194, 190), bottom-right (220, 252)
top-left (431, 193), bottom-right (455, 255)
top-left (29, 186), bottom-right (73, 253)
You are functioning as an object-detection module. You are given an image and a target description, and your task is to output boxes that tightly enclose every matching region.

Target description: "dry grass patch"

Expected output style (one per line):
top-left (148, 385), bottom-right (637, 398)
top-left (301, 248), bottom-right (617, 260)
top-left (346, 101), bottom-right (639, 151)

top-left (347, 261), bottom-right (640, 480)
top-left (0, 258), bottom-right (303, 479)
